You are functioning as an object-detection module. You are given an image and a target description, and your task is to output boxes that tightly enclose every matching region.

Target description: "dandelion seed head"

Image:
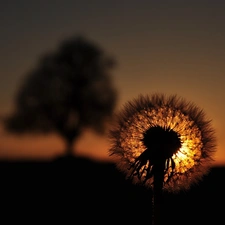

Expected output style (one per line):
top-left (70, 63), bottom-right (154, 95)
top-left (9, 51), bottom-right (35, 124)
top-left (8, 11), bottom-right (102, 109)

top-left (109, 93), bottom-right (217, 192)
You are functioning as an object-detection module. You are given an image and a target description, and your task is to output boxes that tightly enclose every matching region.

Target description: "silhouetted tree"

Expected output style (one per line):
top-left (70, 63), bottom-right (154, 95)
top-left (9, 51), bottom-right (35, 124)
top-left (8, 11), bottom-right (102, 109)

top-left (4, 35), bottom-right (117, 156)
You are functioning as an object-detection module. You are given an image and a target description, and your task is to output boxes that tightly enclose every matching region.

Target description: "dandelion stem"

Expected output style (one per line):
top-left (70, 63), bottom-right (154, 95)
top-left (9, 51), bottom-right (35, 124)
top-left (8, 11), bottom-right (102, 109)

top-left (152, 161), bottom-right (165, 225)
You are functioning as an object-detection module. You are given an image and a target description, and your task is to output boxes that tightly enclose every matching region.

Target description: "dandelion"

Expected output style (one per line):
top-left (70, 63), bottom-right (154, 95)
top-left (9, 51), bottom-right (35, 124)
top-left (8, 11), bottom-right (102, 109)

top-left (109, 93), bottom-right (217, 225)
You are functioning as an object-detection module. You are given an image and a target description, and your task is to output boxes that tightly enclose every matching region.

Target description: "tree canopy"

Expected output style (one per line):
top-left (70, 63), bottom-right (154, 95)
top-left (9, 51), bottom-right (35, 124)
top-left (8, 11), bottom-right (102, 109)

top-left (4, 35), bottom-right (118, 155)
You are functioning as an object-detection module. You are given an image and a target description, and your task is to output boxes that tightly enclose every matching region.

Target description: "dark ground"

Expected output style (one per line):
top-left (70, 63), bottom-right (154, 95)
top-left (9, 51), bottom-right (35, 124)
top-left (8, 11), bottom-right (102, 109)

top-left (0, 156), bottom-right (224, 224)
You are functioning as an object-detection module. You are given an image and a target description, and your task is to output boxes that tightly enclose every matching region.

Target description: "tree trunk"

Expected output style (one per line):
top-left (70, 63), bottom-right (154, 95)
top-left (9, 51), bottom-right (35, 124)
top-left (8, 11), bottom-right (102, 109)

top-left (65, 139), bottom-right (74, 156)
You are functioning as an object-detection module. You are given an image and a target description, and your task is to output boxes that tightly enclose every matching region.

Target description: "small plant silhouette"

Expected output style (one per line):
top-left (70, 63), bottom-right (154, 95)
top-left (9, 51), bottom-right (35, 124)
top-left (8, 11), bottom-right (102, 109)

top-left (4, 35), bottom-right (117, 156)
top-left (109, 93), bottom-right (217, 225)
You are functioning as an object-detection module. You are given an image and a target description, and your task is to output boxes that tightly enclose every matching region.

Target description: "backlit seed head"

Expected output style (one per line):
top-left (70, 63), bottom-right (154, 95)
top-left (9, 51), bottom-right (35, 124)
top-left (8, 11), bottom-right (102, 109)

top-left (109, 93), bottom-right (217, 192)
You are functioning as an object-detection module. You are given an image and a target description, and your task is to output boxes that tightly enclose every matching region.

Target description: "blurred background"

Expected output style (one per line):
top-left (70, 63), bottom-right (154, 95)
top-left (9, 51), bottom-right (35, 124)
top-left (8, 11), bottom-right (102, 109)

top-left (1, 0), bottom-right (225, 165)
top-left (1, 1), bottom-right (225, 224)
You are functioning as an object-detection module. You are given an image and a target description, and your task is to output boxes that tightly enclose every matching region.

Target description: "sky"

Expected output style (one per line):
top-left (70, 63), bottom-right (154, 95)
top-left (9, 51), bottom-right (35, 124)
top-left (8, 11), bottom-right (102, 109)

top-left (0, 0), bottom-right (225, 165)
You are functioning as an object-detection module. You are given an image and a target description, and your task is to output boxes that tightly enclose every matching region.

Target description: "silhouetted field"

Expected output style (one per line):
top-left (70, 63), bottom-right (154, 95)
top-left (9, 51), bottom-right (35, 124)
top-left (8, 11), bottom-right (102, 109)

top-left (0, 156), bottom-right (224, 224)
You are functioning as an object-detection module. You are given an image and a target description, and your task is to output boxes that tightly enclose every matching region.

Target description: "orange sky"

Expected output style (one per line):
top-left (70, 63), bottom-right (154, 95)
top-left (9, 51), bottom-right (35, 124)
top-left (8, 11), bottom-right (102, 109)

top-left (0, 1), bottom-right (225, 165)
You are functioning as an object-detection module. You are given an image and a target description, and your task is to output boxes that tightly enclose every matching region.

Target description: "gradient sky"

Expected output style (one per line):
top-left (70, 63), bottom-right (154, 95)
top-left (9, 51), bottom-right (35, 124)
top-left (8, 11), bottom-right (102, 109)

top-left (0, 0), bottom-right (225, 165)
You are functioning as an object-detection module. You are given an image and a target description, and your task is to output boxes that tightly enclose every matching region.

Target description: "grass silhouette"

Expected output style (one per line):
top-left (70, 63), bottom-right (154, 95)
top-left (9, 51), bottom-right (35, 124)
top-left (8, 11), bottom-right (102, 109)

top-left (0, 157), bottom-right (224, 224)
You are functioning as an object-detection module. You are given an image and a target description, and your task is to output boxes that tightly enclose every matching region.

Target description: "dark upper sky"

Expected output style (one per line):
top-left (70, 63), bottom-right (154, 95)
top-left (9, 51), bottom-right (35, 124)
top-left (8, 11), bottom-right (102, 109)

top-left (0, 0), bottom-right (225, 164)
